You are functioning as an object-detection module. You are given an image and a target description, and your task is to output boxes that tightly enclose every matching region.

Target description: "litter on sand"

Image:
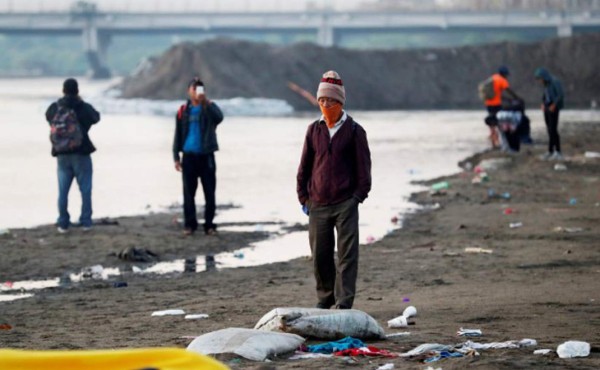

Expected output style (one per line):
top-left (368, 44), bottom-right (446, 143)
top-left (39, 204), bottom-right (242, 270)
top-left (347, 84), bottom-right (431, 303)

top-left (457, 328), bottom-right (482, 337)
top-left (289, 351), bottom-right (332, 360)
top-left (376, 364), bottom-right (394, 370)
top-left (186, 327), bottom-right (305, 362)
top-left (388, 306), bottom-right (417, 328)
top-left (509, 222), bottom-right (523, 229)
top-left (305, 337), bottom-right (365, 354)
top-left (459, 338), bottom-right (536, 351)
top-left (334, 346), bottom-right (398, 358)
top-left (533, 349), bottom-right (553, 355)
top-left (424, 351), bottom-right (464, 363)
top-left (386, 332), bottom-right (411, 338)
top-left (151, 309), bottom-right (185, 316)
top-left (464, 247), bottom-right (493, 254)
top-left (185, 314), bottom-right (209, 320)
top-left (553, 226), bottom-right (584, 233)
top-left (556, 341), bottom-right (590, 358)
top-left (399, 343), bottom-right (454, 357)
top-left (254, 307), bottom-right (386, 340)
top-left (584, 151), bottom-right (600, 158)
top-left (554, 163), bottom-right (567, 171)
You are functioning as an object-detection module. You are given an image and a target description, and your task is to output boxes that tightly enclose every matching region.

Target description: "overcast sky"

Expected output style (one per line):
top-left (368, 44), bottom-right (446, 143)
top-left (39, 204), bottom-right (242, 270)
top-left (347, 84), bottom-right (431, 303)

top-left (0, 0), bottom-right (370, 12)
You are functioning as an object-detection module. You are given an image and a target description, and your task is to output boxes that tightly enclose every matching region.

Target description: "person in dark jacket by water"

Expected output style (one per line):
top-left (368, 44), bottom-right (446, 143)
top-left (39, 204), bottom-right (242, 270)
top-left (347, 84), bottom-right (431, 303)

top-left (535, 67), bottom-right (565, 161)
top-left (296, 71), bottom-right (372, 310)
top-left (45, 78), bottom-right (101, 233)
top-left (173, 77), bottom-right (224, 236)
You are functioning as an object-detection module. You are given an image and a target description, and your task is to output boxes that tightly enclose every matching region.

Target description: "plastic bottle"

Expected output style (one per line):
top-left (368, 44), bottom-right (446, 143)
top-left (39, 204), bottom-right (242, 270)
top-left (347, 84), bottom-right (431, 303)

top-left (431, 181), bottom-right (449, 191)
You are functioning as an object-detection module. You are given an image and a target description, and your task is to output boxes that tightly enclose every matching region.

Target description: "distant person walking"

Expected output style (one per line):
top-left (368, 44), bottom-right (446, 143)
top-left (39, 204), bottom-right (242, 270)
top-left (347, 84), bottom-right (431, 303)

top-left (173, 77), bottom-right (224, 236)
top-left (45, 78), bottom-right (101, 233)
top-left (296, 71), bottom-right (372, 309)
top-left (479, 66), bottom-right (522, 148)
top-left (535, 67), bottom-right (565, 161)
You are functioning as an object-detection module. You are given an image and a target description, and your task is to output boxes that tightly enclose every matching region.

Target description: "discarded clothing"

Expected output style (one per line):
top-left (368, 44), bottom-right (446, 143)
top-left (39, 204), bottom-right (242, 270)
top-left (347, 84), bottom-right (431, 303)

top-left (289, 351), bottom-right (332, 360)
top-left (424, 350), bottom-right (464, 363)
top-left (306, 337), bottom-right (366, 354)
top-left (334, 346), bottom-right (398, 358)
top-left (400, 343), bottom-right (453, 357)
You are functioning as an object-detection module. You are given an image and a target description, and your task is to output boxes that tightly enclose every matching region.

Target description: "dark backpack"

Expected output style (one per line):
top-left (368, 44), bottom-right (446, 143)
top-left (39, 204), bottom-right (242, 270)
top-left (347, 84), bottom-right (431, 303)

top-left (478, 77), bottom-right (495, 101)
top-left (50, 104), bottom-right (83, 154)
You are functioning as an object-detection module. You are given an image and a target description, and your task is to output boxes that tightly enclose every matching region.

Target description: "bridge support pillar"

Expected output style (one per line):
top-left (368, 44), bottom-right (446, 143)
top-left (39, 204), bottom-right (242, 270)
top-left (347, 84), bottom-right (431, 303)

top-left (82, 22), bottom-right (111, 78)
top-left (317, 15), bottom-right (335, 47)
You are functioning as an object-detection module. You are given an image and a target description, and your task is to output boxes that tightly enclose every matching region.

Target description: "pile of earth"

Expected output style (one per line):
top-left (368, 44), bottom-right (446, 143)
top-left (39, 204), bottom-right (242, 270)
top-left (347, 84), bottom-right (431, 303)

top-left (120, 32), bottom-right (600, 111)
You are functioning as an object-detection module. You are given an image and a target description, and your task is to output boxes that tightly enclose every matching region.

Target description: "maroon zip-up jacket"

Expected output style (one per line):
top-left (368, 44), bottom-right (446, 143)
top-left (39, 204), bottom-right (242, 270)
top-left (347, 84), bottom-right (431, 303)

top-left (297, 115), bottom-right (372, 206)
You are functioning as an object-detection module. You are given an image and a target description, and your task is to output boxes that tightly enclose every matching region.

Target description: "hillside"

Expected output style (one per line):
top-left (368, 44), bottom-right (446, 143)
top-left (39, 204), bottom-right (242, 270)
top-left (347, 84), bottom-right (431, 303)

top-left (120, 33), bottom-right (600, 110)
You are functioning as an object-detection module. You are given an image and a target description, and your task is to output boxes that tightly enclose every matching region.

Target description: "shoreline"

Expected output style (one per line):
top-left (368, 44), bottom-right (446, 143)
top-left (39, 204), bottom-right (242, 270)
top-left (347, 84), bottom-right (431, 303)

top-left (1, 121), bottom-right (599, 369)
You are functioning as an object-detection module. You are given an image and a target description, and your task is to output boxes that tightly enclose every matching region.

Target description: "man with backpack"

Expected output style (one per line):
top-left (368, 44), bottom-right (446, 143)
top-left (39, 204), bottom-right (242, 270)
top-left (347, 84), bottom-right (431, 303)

top-left (172, 77), bottom-right (224, 236)
top-left (296, 71), bottom-right (372, 309)
top-left (479, 66), bottom-right (522, 148)
top-left (45, 78), bottom-right (101, 233)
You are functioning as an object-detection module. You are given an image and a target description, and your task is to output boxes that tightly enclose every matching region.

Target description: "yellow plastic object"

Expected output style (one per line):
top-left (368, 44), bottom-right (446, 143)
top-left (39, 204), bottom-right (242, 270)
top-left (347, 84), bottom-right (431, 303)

top-left (0, 347), bottom-right (229, 370)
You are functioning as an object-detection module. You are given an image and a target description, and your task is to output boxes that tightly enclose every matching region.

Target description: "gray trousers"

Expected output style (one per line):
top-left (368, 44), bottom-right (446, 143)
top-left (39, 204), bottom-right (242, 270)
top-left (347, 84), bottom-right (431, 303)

top-left (308, 197), bottom-right (359, 308)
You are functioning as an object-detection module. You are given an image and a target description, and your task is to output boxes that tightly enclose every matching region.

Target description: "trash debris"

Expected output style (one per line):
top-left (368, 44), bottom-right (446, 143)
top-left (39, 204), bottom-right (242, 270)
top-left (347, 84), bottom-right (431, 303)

top-left (81, 265), bottom-right (104, 279)
top-left (431, 181), bottom-right (449, 192)
top-left (424, 367), bottom-right (442, 370)
top-left (464, 247), bottom-right (493, 254)
top-left (112, 281), bottom-right (128, 288)
top-left (553, 226), bottom-right (584, 233)
top-left (477, 158), bottom-right (512, 171)
top-left (305, 337), bottom-right (365, 354)
top-left (533, 349), bottom-right (553, 355)
top-left (509, 222), bottom-right (523, 229)
top-left (0, 323), bottom-right (12, 330)
top-left (471, 172), bottom-right (489, 184)
top-left (503, 208), bottom-right (514, 215)
top-left (569, 198), bottom-right (577, 206)
top-left (457, 328), bottom-right (482, 337)
top-left (424, 350), bottom-right (464, 363)
top-left (366, 236), bottom-right (376, 244)
top-left (584, 151), bottom-right (600, 158)
top-left (376, 364), bottom-right (394, 370)
top-left (186, 327), bottom-right (305, 361)
top-left (386, 332), bottom-right (411, 338)
top-left (254, 307), bottom-right (386, 340)
top-left (556, 341), bottom-right (590, 358)
top-left (185, 314), bottom-right (209, 320)
top-left (132, 266), bottom-right (143, 273)
top-left (289, 351), bottom-right (332, 360)
top-left (554, 163), bottom-right (567, 171)
top-left (391, 216), bottom-right (399, 224)
top-left (151, 309), bottom-right (185, 317)
top-left (233, 252), bottom-right (244, 259)
top-left (459, 338), bottom-right (536, 351)
top-left (402, 297), bottom-right (411, 303)
top-left (487, 189), bottom-right (511, 199)
top-left (116, 247), bottom-right (158, 262)
top-left (388, 306), bottom-right (417, 328)
top-left (399, 343), bottom-right (453, 357)
top-left (334, 346), bottom-right (398, 358)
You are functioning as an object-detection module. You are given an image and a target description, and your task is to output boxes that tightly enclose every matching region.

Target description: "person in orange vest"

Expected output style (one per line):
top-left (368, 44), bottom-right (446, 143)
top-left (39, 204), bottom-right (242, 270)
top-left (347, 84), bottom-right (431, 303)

top-left (483, 66), bottom-right (522, 148)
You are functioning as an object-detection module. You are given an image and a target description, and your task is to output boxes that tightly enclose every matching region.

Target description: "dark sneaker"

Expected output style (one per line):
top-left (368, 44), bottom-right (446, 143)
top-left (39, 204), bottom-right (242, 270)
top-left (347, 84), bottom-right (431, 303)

top-left (205, 228), bottom-right (218, 236)
top-left (335, 304), bottom-right (352, 310)
top-left (316, 302), bottom-right (332, 309)
top-left (183, 228), bottom-right (194, 236)
top-left (57, 226), bottom-right (69, 234)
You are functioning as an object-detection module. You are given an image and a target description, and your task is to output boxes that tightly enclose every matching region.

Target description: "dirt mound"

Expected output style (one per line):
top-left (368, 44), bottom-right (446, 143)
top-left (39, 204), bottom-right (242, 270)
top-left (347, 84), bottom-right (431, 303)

top-left (120, 33), bottom-right (600, 111)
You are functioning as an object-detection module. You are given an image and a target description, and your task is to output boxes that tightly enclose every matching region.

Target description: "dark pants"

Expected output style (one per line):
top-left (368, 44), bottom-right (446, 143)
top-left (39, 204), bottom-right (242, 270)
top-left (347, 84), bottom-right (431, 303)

top-left (57, 154), bottom-right (93, 229)
top-left (485, 105), bottom-right (501, 126)
top-left (182, 153), bottom-right (216, 232)
top-left (308, 197), bottom-right (359, 309)
top-left (544, 109), bottom-right (561, 153)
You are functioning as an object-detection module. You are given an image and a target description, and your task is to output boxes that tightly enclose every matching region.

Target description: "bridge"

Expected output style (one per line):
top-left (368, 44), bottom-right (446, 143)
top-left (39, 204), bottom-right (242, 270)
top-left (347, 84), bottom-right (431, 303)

top-left (1, 2), bottom-right (599, 78)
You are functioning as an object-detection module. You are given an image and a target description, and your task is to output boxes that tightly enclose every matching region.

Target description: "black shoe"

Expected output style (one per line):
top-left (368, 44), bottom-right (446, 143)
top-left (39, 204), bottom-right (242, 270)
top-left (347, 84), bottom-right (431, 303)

top-left (335, 304), bottom-right (351, 310)
top-left (316, 302), bottom-right (332, 309)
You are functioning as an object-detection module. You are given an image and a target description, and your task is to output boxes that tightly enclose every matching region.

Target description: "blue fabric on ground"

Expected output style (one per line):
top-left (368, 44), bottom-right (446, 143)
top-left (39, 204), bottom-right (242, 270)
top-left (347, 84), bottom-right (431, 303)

top-left (307, 337), bottom-right (366, 354)
top-left (424, 351), bottom-right (464, 363)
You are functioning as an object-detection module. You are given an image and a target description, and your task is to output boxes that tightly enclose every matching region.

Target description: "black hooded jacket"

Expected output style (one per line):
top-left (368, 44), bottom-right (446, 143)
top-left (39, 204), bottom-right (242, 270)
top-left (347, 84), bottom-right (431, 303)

top-left (45, 95), bottom-right (101, 156)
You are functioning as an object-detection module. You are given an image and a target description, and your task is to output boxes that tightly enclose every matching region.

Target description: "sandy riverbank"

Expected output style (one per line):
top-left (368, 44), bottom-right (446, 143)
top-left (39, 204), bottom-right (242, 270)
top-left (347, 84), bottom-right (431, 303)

top-left (1, 121), bottom-right (599, 369)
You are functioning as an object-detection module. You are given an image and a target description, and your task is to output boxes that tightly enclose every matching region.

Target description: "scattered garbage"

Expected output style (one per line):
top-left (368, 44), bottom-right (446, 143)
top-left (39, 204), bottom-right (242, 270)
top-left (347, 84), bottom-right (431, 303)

top-left (533, 349), bottom-right (553, 355)
top-left (366, 236), bottom-right (376, 244)
top-left (132, 266), bottom-right (143, 273)
top-left (233, 252), bottom-right (244, 259)
top-left (402, 297), bottom-right (410, 303)
top-left (388, 306), bottom-right (417, 328)
top-left (289, 352), bottom-right (332, 360)
top-left (112, 281), bottom-right (128, 288)
top-left (425, 350), bottom-right (464, 363)
top-left (376, 364), bottom-right (394, 370)
top-left (305, 337), bottom-right (365, 354)
top-left (471, 172), bottom-right (489, 184)
top-left (185, 314), bottom-right (209, 320)
top-left (584, 151), bottom-right (600, 158)
top-left (254, 307), bottom-right (386, 340)
top-left (0, 323), bottom-right (12, 330)
top-left (116, 247), bottom-right (158, 262)
top-left (151, 309), bottom-right (185, 317)
top-left (424, 367), bottom-right (442, 370)
top-left (503, 208), bottom-right (514, 215)
top-left (553, 226), bottom-right (584, 233)
top-left (487, 189), bottom-right (511, 200)
top-left (186, 327), bottom-right (305, 361)
top-left (386, 332), bottom-right (411, 338)
top-left (391, 216), bottom-right (399, 224)
top-left (81, 265), bottom-right (104, 279)
top-left (569, 198), bottom-right (577, 206)
top-left (464, 247), bottom-right (493, 254)
top-left (477, 158), bottom-right (512, 171)
top-left (554, 163), bottom-right (567, 171)
top-left (457, 328), bottom-right (482, 337)
top-left (459, 338), bottom-right (536, 351)
top-left (334, 346), bottom-right (398, 358)
top-left (431, 181), bottom-right (449, 191)
top-left (556, 341), bottom-right (590, 358)
top-left (399, 343), bottom-right (454, 357)
top-left (509, 222), bottom-right (523, 229)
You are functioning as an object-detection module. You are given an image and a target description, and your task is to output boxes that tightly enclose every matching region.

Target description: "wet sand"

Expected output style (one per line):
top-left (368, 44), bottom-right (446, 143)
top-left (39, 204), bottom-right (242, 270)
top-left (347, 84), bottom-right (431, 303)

top-left (1, 121), bottom-right (599, 369)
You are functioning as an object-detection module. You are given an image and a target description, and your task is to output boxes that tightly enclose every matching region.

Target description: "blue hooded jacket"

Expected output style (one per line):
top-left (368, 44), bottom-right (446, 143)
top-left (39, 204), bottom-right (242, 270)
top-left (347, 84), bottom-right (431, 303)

top-left (534, 68), bottom-right (564, 110)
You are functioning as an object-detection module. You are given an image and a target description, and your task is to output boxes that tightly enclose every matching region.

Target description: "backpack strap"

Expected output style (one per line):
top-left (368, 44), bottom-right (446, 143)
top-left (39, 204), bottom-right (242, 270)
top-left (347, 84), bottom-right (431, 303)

top-left (177, 103), bottom-right (187, 120)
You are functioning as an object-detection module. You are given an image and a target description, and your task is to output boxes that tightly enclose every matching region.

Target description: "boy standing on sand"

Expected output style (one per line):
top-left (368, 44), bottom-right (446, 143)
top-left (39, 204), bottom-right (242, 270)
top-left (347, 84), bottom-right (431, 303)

top-left (173, 78), bottom-right (224, 236)
top-left (535, 67), bottom-right (565, 161)
top-left (482, 66), bottom-right (522, 148)
top-left (296, 71), bottom-right (372, 309)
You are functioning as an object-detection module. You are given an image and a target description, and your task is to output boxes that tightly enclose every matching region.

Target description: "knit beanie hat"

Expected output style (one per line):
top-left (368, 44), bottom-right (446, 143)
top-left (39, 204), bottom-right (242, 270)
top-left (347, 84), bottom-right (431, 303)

top-left (316, 70), bottom-right (345, 105)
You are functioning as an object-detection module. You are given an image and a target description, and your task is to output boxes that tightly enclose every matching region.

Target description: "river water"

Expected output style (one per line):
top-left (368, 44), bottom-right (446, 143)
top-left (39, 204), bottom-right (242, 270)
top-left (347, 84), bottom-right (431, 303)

top-left (1, 78), bottom-right (599, 301)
